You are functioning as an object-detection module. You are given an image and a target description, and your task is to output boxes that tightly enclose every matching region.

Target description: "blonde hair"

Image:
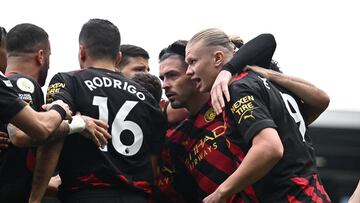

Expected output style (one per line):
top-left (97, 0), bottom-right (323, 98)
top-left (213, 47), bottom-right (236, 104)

top-left (189, 28), bottom-right (243, 53)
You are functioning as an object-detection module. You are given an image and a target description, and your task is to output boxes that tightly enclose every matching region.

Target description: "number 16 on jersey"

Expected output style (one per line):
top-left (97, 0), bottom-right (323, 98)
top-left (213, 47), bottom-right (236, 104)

top-left (93, 96), bottom-right (144, 156)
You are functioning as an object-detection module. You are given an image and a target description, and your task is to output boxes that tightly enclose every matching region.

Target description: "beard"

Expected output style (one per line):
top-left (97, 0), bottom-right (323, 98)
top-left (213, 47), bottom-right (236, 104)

top-left (38, 64), bottom-right (49, 87)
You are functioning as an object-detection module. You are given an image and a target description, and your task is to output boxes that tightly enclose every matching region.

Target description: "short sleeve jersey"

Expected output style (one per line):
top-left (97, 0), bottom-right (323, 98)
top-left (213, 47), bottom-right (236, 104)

top-left (0, 73), bottom-right (43, 202)
top-left (46, 68), bottom-right (167, 199)
top-left (0, 72), bottom-right (26, 123)
top-left (226, 71), bottom-right (330, 202)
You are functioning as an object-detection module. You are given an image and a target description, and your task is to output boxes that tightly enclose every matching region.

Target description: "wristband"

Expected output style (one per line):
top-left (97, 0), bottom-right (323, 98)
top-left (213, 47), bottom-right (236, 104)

top-left (49, 104), bottom-right (67, 120)
top-left (68, 115), bottom-right (86, 135)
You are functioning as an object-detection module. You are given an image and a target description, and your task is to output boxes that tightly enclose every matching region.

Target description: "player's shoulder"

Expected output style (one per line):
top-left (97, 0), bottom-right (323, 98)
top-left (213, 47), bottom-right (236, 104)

top-left (7, 73), bottom-right (39, 94)
top-left (229, 71), bottom-right (257, 92)
top-left (54, 69), bottom-right (80, 77)
top-left (50, 69), bottom-right (81, 83)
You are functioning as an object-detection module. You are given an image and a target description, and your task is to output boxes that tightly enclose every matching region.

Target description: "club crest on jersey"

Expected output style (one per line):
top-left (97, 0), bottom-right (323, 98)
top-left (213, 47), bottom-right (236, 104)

top-left (204, 107), bottom-right (216, 122)
top-left (17, 78), bottom-right (35, 93)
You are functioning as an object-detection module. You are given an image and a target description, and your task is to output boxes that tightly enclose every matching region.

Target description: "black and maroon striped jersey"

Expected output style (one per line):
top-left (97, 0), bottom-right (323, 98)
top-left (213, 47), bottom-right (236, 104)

top-left (0, 73), bottom-right (26, 123)
top-left (225, 71), bottom-right (331, 202)
top-left (153, 124), bottom-right (199, 203)
top-left (46, 67), bottom-right (167, 200)
top-left (167, 100), bottom-right (259, 202)
top-left (153, 99), bottom-right (198, 203)
top-left (0, 73), bottom-right (43, 203)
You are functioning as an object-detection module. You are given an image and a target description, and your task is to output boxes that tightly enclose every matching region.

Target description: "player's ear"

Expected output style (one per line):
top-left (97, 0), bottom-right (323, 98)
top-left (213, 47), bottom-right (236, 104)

top-left (36, 49), bottom-right (45, 66)
top-left (79, 45), bottom-right (86, 62)
top-left (115, 51), bottom-right (122, 67)
top-left (214, 51), bottom-right (224, 68)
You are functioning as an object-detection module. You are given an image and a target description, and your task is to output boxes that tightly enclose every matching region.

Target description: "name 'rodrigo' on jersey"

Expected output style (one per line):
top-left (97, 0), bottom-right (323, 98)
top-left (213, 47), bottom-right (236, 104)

top-left (46, 67), bottom-right (166, 199)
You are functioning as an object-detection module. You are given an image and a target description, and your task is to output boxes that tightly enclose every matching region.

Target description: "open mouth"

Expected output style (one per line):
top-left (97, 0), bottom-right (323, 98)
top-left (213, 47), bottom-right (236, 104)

top-left (192, 78), bottom-right (201, 89)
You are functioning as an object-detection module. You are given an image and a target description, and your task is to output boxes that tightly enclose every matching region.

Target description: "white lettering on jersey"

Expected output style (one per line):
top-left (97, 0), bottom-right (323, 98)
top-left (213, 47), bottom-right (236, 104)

top-left (84, 77), bottom-right (145, 100)
top-left (280, 92), bottom-right (306, 142)
top-left (93, 96), bottom-right (144, 156)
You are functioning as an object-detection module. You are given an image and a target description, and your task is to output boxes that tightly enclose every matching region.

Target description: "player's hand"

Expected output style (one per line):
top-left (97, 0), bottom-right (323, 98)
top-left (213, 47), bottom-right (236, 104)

top-left (45, 175), bottom-right (61, 197)
top-left (0, 131), bottom-right (10, 152)
top-left (244, 65), bottom-right (272, 79)
top-left (43, 100), bottom-right (73, 121)
top-left (203, 188), bottom-right (227, 203)
top-left (211, 70), bottom-right (232, 115)
top-left (80, 115), bottom-right (111, 148)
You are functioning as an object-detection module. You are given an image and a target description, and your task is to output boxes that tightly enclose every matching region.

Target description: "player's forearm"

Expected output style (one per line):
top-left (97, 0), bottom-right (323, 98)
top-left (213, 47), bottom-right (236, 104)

top-left (44, 121), bottom-right (70, 142)
top-left (29, 139), bottom-right (64, 203)
top-left (268, 71), bottom-right (330, 123)
top-left (8, 121), bottom-right (69, 147)
top-left (10, 106), bottom-right (63, 141)
top-left (217, 129), bottom-right (283, 199)
top-left (223, 34), bottom-right (276, 75)
top-left (269, 71), bottom-right (329, 107)
top-left (37, 110), bottom-right (67, 138)
top-left (7, 124), bottom-right (42, 147)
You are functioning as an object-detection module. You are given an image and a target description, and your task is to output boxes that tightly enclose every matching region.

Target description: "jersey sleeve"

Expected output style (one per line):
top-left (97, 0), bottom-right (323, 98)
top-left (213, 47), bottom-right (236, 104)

top-left (10, 75), bottom-right (45, 111)
top-left (0, 77), bottom-right (26, 123)
top-left (223, 33), bottom-right (277, 74)
top-left (46, 73), bottom-right (76, 113)
top-left (227, 82), bottom-right (277, 146)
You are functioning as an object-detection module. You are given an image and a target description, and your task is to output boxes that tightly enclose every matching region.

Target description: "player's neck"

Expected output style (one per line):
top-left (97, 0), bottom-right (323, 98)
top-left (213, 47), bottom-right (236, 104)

top-left (83, 58), bottom-right (117, 72)
top-left (186, 93), bottom-right (210, 115)
top-left (6, 58), bottom-right (40, 81)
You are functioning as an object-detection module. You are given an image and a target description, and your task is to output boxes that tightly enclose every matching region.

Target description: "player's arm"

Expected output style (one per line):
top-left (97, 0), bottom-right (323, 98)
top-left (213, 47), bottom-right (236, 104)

top-left (29, 139), bottom-right (64, 203)
top-left (0, 78), bottom-right (71, 139)
top-left (7, 121), bottom-right (69, 147)
top-left (9, 101), bottom-right (71, 141)
top-left (8, 115), bottom-right (110, 148)
top-left (203, 128), bottom-right (283, 203)
top-left (204, 84), bottom-right (283, 202)
top-left (45, 72), bottom-right (111, 146)
top-left (245, 65), bottom-right (330, 124)
top-left (28, 115), bottom-right (110, 203)
top-left (45, 175), bottom-right (61, 197)
top-left (211, 34), bottom-right (277, 114)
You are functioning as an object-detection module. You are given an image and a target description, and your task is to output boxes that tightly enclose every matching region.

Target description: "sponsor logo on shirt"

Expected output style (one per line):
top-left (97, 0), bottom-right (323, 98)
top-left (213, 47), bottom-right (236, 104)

top-left (46, 82), bottom-right (66, 103)
top-left (230, 95), bottom-right (258, 124)
top-left (184, 125), bottom-right (227, 171)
